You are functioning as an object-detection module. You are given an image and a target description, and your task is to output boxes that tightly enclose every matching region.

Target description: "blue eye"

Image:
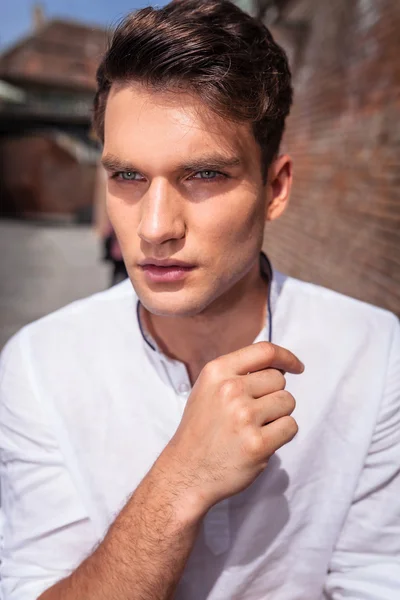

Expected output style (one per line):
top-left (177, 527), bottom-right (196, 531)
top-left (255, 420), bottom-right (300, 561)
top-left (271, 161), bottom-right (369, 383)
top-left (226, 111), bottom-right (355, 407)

top-left (117, 171), bottom-right (142, 181)
top-left (193, 170), bottom-right (219, 180)
top-left (112, 171), bottom-right (145, 181)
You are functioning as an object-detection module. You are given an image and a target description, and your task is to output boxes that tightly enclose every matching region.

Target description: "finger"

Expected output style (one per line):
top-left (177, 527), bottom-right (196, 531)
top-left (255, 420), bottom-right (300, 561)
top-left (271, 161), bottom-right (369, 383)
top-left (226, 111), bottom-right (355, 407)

top-left (225, 342), bottom-right (304, 376)
top-left (253, 390), bottom-right (296, 425)
top-left (245, 368), bottom-right (286, 398)
top-left (261, 415), bottom-right (298, 456)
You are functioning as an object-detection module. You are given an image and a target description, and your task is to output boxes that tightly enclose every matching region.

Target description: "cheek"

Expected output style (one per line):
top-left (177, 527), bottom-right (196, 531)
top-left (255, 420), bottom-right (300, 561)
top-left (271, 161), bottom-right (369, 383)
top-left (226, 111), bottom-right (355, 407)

top-left (106, 193), bottom-right (140, 250)
top-left (188, 191), bottom-right (264, 247)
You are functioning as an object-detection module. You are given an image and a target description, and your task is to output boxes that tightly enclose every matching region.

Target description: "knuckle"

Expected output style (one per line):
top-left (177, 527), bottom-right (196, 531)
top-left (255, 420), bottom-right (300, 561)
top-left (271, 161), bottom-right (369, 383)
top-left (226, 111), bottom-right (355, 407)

top-left (281, 415), bottom-right (299, 438)
top-left (235, 403), bottom-right (253, 427)
top-left (243, 431), bottom-right (263, 459)
top-left (276, 371), bottom-right (286, 390)
top-left (202, 359), bottom-right (222, 382)
top-left (219, 377), bottom-right (243, 400)
top-left (281, 390), bottom-right (296, 413)
top-left (257, 341), bottom-right (274, 362)
top-left (265, 369), bottom-right (286, 392)
top-left (274, 390), bottom-right (295, 413)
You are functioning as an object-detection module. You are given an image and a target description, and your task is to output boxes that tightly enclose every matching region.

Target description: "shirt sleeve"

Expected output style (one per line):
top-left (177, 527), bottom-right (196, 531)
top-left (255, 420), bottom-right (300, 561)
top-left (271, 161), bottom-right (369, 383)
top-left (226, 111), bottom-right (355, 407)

top-left (323, 317), bottom-right (400, 599)
top-left (0, 331), bottom-right (99, 600)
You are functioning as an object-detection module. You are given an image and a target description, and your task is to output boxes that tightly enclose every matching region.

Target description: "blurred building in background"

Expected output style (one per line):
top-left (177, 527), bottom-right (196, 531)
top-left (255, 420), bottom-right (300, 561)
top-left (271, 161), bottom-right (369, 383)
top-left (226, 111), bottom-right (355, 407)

top-left (239, 0), bottom-right (399, 315)
top-left (0, 5), bottom-right (108, 221)
top-left (0, 0), bottom-right (398, 316)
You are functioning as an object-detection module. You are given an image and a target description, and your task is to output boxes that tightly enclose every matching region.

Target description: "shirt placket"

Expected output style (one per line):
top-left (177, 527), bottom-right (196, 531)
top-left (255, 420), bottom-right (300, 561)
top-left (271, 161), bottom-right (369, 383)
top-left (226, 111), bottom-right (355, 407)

top-left (160, 354), bottom-right (191, 399)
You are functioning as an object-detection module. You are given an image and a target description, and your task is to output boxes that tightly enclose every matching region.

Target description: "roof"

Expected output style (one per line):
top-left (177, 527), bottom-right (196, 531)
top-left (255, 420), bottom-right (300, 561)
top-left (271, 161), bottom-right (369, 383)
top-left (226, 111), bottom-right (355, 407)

top-left (0, 18), bottom-right (110, 92)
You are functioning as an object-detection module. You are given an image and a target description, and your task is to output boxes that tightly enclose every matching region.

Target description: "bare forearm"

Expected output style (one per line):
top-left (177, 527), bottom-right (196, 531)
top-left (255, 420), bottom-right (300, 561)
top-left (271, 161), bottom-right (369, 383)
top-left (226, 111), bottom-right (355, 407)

top-left (39, 461), bottom-right (204, 600)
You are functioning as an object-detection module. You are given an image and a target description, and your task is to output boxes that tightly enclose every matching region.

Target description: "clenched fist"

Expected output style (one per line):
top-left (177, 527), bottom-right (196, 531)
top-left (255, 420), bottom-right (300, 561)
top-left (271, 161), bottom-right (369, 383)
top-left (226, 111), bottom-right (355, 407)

top-left (162, 341), bottom-right (304, 514)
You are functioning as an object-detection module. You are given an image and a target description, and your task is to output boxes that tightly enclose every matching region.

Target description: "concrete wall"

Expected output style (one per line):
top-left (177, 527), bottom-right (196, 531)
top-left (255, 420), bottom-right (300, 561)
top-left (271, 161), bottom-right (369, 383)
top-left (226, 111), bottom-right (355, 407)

top-left (264, 0), bottom-right (400, 315)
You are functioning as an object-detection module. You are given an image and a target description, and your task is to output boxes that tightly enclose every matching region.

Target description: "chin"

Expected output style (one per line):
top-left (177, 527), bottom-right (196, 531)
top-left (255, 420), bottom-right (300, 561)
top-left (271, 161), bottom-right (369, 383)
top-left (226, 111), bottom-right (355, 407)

top-left (136, 288), bottom-right (213, 318)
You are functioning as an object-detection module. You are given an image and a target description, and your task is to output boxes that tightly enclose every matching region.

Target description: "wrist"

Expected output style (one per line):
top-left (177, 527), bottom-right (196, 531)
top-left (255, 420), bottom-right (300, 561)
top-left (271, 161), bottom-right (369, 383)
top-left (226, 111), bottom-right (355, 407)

top-left (149, 452), bottom-right (210, 525)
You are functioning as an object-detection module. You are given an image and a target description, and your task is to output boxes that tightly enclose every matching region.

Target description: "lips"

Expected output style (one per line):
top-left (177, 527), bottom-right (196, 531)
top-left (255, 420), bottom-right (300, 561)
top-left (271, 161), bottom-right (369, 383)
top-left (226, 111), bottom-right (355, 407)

top-left (139, 258), bottom-right (194, 267)
top-left (139, 261), bottom-right (195, 283)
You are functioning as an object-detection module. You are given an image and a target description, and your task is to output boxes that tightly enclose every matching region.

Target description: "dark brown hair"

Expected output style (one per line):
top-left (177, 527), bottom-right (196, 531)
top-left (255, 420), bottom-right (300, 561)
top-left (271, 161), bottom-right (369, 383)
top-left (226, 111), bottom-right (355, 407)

top-left (93, 0), bottom-right (293, 175)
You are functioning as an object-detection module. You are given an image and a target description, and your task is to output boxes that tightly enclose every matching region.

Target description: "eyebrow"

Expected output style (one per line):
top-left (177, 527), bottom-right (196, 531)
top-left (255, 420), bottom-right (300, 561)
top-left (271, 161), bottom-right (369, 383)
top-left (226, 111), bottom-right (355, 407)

top-left (181, 155), bottom-right (242, 172)
top-left (101, 153), bottom-right (242, 173)
top-left (101, 155), bottom-right (136, 172)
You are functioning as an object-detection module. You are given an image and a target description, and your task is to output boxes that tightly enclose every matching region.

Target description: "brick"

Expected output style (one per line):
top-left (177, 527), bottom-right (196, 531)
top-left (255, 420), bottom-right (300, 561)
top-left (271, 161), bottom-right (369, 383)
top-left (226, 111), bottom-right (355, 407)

top-left (265, 0), bottom-right (400, 315)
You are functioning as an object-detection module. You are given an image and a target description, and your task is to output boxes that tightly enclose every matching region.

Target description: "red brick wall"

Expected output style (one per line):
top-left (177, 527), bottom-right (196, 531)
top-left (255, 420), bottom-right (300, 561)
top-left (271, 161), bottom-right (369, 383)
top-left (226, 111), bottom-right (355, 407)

top-left (0, 135), bottom-right (96, 217)
top-left (263, 0), bottom-right (400, 315)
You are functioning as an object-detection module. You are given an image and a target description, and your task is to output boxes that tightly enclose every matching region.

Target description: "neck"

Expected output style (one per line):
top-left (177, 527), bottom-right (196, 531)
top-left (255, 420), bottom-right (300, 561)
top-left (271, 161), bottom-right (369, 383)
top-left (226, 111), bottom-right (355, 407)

top-left (142, 258), bottom-right (269, 384)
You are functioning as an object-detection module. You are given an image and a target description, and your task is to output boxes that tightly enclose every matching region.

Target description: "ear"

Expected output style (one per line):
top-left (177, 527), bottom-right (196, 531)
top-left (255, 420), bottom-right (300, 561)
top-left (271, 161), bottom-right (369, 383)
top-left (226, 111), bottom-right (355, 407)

top-left (265, 155), bottom-right (293, 222)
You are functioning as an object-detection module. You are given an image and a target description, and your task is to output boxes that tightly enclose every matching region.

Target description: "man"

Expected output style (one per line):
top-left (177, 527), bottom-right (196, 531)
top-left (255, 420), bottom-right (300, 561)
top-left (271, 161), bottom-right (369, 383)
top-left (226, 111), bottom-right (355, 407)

top-left (0, 1), bottom-right (399, 598)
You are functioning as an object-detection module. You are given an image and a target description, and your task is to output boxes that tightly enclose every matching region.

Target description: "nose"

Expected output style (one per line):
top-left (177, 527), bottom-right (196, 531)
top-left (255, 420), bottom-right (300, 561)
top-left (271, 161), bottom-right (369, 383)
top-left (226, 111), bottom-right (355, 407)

top-left (137, 178), bottom-right (185, 246)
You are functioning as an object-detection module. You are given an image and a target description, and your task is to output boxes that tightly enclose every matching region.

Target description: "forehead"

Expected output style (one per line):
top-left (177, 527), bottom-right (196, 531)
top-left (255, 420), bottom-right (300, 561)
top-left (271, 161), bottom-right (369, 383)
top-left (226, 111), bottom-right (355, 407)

top-left (103, 83), bottom-right (259, 167)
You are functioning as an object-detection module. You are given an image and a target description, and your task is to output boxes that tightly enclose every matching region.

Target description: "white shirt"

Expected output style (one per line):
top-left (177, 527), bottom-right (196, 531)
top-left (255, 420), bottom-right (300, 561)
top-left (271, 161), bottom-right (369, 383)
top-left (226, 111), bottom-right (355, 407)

top-left (1, 262), bottom-right (399, 600)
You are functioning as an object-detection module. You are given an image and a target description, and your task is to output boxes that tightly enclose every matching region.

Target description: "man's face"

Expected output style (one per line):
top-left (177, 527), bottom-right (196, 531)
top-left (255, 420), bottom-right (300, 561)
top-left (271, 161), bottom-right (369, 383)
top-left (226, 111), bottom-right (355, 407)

top-left (103, 84), bottom-right (278, 317)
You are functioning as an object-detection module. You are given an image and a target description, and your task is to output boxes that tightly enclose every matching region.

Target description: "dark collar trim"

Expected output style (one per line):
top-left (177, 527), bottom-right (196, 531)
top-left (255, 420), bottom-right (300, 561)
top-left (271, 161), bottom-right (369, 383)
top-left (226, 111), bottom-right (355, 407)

top-left (260, 252), bottom-right (273, 343)
top-left (136, 300), bottom-right (156, 351)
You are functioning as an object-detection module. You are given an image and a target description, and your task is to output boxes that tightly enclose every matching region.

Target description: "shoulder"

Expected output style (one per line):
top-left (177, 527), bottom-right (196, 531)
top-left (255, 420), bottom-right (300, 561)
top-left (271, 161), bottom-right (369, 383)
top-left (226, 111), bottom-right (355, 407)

top-left (1, 280), bottom-right (139, 373)
top-left (278, 272), bottom-right (398, 335)
top-left (274, 272), bottom-right (399, 375)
